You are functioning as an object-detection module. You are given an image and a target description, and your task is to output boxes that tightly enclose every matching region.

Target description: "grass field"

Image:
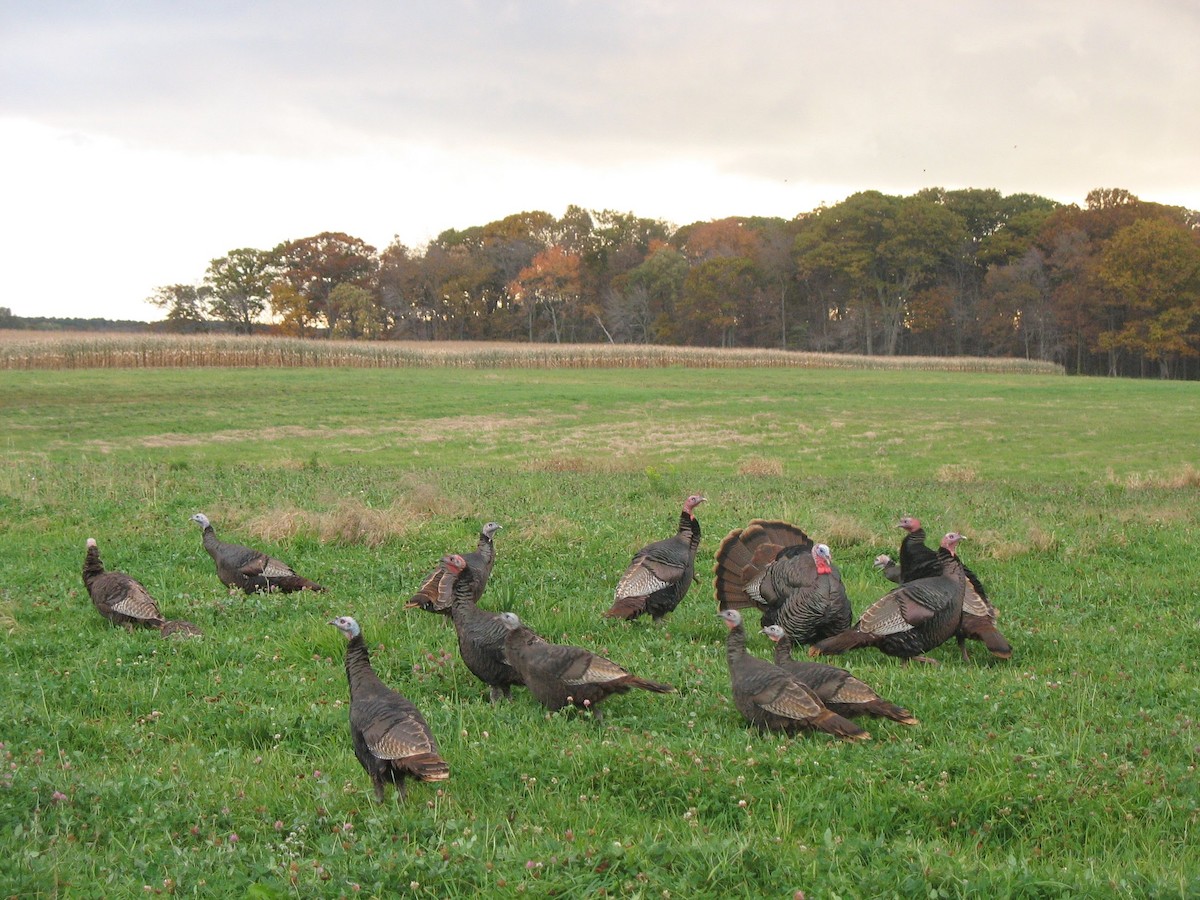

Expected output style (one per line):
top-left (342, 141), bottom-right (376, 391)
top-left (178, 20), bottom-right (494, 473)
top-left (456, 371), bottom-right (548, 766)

top-left (1, 360), bottom-right (1199, 898)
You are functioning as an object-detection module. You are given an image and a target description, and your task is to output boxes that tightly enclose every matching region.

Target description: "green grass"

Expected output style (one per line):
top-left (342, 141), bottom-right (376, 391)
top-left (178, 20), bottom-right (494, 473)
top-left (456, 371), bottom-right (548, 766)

top-left (1, 366), bottom-right (1199, 898)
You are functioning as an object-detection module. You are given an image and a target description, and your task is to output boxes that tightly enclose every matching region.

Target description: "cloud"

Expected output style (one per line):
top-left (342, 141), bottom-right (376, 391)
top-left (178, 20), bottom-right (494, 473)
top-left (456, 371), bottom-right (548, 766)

top-left (1, 0), bottom-right (1197, 319)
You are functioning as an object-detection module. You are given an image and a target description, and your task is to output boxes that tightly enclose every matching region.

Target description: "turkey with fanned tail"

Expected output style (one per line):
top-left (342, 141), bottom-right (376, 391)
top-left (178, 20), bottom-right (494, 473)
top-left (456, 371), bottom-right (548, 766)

top-left (713, 519), bottom-right (851, 648)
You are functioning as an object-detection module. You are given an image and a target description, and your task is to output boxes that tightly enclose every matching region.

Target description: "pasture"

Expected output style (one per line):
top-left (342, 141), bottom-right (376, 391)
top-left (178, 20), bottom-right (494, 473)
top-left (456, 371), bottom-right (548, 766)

top-left (1, 357), bottom-right (1198, 898)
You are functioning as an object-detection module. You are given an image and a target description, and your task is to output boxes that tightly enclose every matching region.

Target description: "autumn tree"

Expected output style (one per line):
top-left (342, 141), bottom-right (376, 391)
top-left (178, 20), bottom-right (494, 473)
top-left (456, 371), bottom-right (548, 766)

top-left (1097, 217), bottom-right (1200, 377)
top-left (509, 245), bottom-right (583, 342)
top-left (271, 232), bottom-right (378, 334)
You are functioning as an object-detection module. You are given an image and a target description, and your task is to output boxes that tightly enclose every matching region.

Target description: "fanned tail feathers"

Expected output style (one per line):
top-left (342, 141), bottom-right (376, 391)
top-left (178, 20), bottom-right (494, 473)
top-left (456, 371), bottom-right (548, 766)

top-left (713, 520), bottom-right (811, 610)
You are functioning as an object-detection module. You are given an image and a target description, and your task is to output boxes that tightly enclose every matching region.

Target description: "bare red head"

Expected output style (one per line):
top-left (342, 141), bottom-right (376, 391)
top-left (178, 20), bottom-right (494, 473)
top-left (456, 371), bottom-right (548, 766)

top-left (684, 494), bottom-right (707, 517)
top-left (940, 532), bottom-right (965, 554)
top-left (441, 553), bottom-right (467, 574)
top-left (897, 516), bottom-right (921, 532)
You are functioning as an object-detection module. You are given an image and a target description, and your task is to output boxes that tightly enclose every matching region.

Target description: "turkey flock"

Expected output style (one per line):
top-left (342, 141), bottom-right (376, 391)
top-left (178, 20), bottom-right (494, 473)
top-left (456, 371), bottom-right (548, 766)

top-left (80, 499), bottom-right (1011, 802)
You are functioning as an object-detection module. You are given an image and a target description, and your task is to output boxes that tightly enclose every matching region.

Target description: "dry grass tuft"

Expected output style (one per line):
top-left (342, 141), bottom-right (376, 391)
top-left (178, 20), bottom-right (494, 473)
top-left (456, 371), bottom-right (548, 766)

top-left (526, 455), bottom-right (629, 474)
top-left (736, 456), bottom-right (784, 477)
top-left (810, 512), bottom-right (875, 549)
top-left (1114, 464), bottom-right (1200, 490)
top-left (937, 464), bottom-right (979, 484)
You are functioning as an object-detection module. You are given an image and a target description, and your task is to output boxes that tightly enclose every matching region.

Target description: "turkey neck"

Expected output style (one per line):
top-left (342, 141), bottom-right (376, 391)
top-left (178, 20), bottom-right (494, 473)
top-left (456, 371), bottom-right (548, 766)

top-left (82, 547), bottom-right (105, 588)
top-left (771, 633), bottom-right (795, 666)
top-left (343, 635), bottom-right (387, 697)
top-left (678, 509), bottom-right (701, 548)
top-left (200, 526), bottom-right (221, 558)
top-left (724, 623), bottom-right (748, 666)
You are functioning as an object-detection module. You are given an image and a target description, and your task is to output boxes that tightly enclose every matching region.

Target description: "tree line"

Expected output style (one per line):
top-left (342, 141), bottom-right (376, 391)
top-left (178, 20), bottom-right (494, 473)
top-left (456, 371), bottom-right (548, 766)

top-left (148, 187), bottom-right (1200, 379)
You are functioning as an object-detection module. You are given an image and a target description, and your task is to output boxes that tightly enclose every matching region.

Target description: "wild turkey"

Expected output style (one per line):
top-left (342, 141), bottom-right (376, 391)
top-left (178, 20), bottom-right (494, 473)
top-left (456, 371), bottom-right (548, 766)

top-left (809, 533), bottom-right (967, 664)
top-left (189, 513), bottom-right (325, 594)
top-left (713, 519), bottom-right (852, 647)
top-left (717, 610), bottom-right (869, 741)
top-left (875, 516), bottom-right (941, 584)
top-left (82, 538), bottom-right (203, 637)
top-left (434, 553), bottom-right (534, 702)
top-left (407, 522), bottom-right (502, 614)
top-left (329, 615), bottom-right (450, 801)
top-left (761, 625), bottom-right (917, 724)
top-left (877, 517), bottom-right (1011, 662)
top-left (605, 494), bottom-right (706, 622)
top-left (498, 612), bottom-right (674, 724)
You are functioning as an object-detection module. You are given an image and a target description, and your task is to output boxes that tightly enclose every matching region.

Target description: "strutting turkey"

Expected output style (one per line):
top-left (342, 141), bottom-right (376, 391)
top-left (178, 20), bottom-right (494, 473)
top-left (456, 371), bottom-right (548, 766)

top-left (718, 610), bottom-right (869, 741)
top-left (761, 625), bottom-right (917, 724)
top-left (606, 494), bottom-right (705, 622)
top-left (189, 513), bottom-right (325, 594)
top-left (432, 553), bottom-right (537, 702)
top-left (713, 519), bottom-right (852, 648)
top-left (407, 522), bottom-right (502, 614)
top-left (82, 538), bottom-right (203, 636)
top-left (329, 615), bottom-right (450, 801)
top-left (810, 533), bottom-right (968, 664)
top-left (875, 517), bottom-right (1011, 662)
top-left (498, 612), bottom-right (674, 724)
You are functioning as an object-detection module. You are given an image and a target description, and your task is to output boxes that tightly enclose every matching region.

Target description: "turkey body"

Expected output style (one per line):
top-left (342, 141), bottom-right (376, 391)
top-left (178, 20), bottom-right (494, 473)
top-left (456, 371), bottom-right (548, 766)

top-left (330, 616), bottom-right (449, 801)
top-left (436, 554), bottom-right (532, 702)
top-left (718, 610), bottom-right (869, 741)
top-left (606, 495), bottom-right (705, 622)
top-left (190, 513), bottom-right (325, 594)
top-left (408, 522), bottom-right (501, 614)
top-left (713, 520), bottom-right (851, 647)
top-left (499, 612), bottom-right (673, 723)
top-left (82, 538), bottom-right (202, 636)
top-left (762, 625), bottom-right (916, 724)
top-left (879, 518), bottom-right (1011, 662)
top-left (811, 534), bottom-right (967, 664)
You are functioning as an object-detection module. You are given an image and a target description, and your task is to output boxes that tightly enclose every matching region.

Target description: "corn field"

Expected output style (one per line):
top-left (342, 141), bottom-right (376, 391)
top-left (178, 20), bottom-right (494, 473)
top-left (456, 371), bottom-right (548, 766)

top-left (0, 331), bottom-right (1066, 373)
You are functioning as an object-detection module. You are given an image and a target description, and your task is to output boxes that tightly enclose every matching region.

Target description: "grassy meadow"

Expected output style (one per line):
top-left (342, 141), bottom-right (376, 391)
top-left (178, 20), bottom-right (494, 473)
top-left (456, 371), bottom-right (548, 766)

top-left (1, 353), bottom-right (1199, 897)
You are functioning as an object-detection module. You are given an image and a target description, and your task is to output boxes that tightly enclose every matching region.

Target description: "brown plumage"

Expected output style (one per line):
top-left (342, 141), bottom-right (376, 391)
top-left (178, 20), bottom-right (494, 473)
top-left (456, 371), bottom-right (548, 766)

top-left (190, 513), bottom-right (325, 594)
top-left (606, 494), bottom-right (705, 622)
top-left (877, 517), bottom-right (1012, 662)
top-left (761, 625), bottom-right (917, 724)
top-left (435, 553), bottom-right (538, 702)
top-left (499, 612), bottom-right (673, 723)
top-left (810, 533), bottom-right (967, 664)
top-left (407, 522), bottom-right (501, 614)
top-left (330, 616), bottom-right (449, 801)
top-left (713, 519), bottom-right (851, 647)
top-left (82, 538), bottom-right (202, 637)
top-left (718, 610), bottom-right (869, 741)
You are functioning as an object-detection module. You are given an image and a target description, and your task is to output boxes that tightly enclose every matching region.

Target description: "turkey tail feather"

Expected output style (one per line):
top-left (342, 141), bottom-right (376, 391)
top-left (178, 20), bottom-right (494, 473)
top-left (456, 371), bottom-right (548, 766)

top-left (405, 753), bottom-right (450, 782)
top-left (809, 630), bottom-right (874, 657)
top-left (604, 596), bottom-right (647, 619)
top-left (864, 700), bottom-right (919, 725)
top-left (811, 709), bottom-right (871, 742)
top-left (626, 677), bottom-right (674, 694)
top-left (274, 576), bottom-right (326, 592)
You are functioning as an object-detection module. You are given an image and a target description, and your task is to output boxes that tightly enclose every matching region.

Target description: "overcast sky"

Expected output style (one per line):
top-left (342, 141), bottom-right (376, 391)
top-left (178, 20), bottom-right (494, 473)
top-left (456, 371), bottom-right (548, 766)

top-left (3, 1), bottom-right (1198, 322)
